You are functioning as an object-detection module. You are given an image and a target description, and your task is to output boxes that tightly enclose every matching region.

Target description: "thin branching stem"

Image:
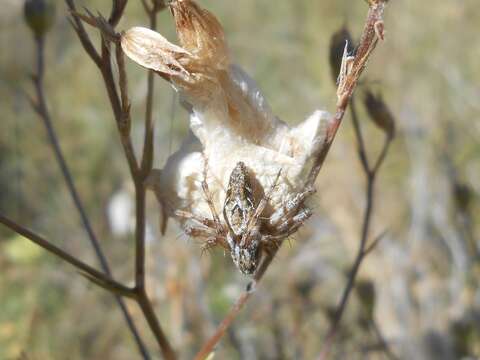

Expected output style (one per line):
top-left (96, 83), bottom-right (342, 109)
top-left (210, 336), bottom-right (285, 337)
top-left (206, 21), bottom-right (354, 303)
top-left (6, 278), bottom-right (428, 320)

top-left (373, 136), bottom-right (392, 175)
top-left (66, 0), bottom-right (102, 66)
top-left (370, 319), bottom-right (400, 360)
top-left (17, 32), bottom-right (152, 359)
top-left (194, 289), bottom-right (253, 360)
top-left (317, 101), bottom-right (393, 359)
top-left (125, 3), bottom-right (176, 358)
top-left (0, 214), bottom-right (134, 296)
top-left (318, 172), bottom-right (375, 360)
top-left (134, 182), bottom-right (147, 289)
top-left (141, 10), bottom-right (158, 175)
top-left (109, 0), bottom-right (128, 26)
top-left (307, 0), bottom-right (386, 185)
top-left (137, 290), bottom-right (177, 360)
top-left (350, 97), bottom-right (370, 172)
top-left (100, 40), bottom-right (139, 177)
top-left (53, 1), bottom-right (176, 358)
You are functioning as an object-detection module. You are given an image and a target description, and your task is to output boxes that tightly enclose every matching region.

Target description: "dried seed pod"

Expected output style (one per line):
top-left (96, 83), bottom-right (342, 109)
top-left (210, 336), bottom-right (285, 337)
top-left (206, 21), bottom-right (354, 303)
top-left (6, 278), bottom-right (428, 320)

top-left (24, 0), bottom-right (55, 37)
top-left (363, 89), bottom-right (395, 139)
top-left (355, 279), bottom-right (376, 322)
top-left (329, 26), bottom-right (355, 84)
top-left (451, 318), bottom-right (480, 358)
top-left (453, 182), bottom-right (473, 214)
top-left (169, 0), bottom-right (229, 70)
top-left (121, 27), bottom-right (192, 81)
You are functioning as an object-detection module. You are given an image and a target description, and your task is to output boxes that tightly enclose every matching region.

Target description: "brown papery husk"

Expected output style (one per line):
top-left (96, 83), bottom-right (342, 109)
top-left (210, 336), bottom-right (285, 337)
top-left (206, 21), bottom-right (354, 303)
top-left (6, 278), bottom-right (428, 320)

top-left (169, 0), bottom-right (229, 69)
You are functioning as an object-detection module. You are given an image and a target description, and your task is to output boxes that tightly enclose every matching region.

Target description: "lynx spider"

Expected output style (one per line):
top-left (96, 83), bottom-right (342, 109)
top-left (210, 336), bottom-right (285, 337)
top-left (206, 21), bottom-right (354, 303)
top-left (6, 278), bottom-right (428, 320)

top-left (176, 159), bottom-right (315, 275)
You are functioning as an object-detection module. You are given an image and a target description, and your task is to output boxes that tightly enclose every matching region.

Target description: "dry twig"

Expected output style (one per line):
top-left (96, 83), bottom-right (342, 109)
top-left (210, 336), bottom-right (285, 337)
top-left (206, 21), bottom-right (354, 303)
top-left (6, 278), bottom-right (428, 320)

top-left (17, 25), bottom-right (151, 359)
top-left (64, 1), bottom-right (176, 357)
top-left (0, 0), bottom-right (176, 358)
top-left (0, 214), bottom-right (134, 297)
top-left (317, 96), bottom-right (393, 360)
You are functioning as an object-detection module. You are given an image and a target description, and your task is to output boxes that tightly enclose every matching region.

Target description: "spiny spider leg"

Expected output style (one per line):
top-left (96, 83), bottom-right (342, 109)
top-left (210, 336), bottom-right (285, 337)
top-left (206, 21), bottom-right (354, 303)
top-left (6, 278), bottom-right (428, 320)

top-left (183, 225), bottom-right (215, 238)
top-left (201, 236), bottom-right (228, 254)
top-left (175, 209), bottom-right (217, 229)
top-left (275, 207), bottom-right (312, 234)
top-left (261, 209), bottom-right (312, 255)
top-left (180, 215), bottom-right (229, 250)
top-left (201, 156), bottom-right (223, 228)
top-left (241, 168), bottom-right (283, 247)
top-left (261, 207), bottom-right (312, 249)
top-left (269, 186), bottom-right (316, 227)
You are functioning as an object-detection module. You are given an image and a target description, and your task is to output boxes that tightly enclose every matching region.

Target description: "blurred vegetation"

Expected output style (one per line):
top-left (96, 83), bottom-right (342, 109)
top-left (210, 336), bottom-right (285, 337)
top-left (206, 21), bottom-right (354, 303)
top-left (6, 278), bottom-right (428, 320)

top-left (0, 0), bottom-right (479, 359)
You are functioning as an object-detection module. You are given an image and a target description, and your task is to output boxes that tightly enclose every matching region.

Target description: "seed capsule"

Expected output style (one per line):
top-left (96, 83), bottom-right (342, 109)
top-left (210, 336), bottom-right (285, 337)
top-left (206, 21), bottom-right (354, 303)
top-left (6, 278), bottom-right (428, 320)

top-left (24, 0), bottom-right (56, 37)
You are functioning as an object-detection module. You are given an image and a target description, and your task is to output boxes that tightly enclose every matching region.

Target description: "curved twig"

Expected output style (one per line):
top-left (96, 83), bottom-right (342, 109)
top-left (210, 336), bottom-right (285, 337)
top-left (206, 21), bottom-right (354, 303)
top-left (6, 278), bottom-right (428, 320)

top-left (23, 32), bottom-right (151, 358)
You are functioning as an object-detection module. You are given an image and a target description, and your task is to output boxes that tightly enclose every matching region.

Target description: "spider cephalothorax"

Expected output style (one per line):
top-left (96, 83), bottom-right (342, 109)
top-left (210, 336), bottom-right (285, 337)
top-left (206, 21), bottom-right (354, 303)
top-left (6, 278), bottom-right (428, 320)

top-left (177, 160), bottom-right (314, 276)
top-left (223, 162), bottom-right (255, 237)
top-left (223, 162), bottom-right (262, 274)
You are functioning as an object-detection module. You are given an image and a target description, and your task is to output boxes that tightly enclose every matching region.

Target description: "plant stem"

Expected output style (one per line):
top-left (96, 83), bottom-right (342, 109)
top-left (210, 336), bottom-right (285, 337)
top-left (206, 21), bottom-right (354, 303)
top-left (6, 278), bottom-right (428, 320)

top-left (141, 11), bottom-right (158, 175)
top-left (29, 34), bottom-right (151, 359)
top-left (194, 290), bottom-right (253, 360)
top-left (137, 290), bottom-right (177, 360)
top-left (0, 214), bottom-right (134, 297)
top-left (318, 174), bottom-right (375, 360)
top-left (317, 97), bottom-right (393, 359)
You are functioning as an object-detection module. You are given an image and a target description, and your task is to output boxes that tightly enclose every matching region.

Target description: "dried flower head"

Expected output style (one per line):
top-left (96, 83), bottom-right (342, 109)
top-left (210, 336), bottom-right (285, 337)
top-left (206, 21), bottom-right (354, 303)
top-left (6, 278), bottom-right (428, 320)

top-left (355, 279), bottom-right (376, 321)
top-left (24, 0), bottom-right (56, 37)
top-left (329, 26), bottom-right (355, 84)
top-left (123, 0), bottom-right (332, 275)
top-left (453, 183), bottom-right (473, 214)
top-left (363, 89), bottom-right (395, 139)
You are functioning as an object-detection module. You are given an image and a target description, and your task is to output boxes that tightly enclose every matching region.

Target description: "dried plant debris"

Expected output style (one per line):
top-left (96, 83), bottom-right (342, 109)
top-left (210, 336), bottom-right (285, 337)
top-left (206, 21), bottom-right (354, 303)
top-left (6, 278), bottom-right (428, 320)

top-left (123, 0), bottom-right (332, 275)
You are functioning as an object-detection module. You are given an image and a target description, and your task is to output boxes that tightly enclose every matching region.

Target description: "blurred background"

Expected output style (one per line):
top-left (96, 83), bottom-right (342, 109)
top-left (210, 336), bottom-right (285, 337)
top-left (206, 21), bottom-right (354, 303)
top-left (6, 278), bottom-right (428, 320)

top-left (1, 0), bottom-right (479, 359)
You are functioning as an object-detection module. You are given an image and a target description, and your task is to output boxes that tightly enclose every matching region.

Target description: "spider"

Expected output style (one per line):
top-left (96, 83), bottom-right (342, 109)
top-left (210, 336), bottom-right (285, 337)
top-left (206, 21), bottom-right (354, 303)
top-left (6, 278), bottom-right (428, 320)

top-left (176, 160), bottom-right (315, 275)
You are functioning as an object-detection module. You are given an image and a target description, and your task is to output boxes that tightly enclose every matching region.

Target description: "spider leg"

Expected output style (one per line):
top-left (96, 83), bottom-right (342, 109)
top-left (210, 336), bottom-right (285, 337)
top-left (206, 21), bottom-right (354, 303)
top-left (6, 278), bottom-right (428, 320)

top-left (175, 209), bottom-right (217, 229)
top-left (201, 156), bottom-right (223, 229)
top-left (183, 224), bottom-right (215, 238)
top-left (260, 235), bottom-right (281, 257)
top-left (269, 186), bottom-right (316, 227)
top-left (240, 168), bottom-right (283, 247)
top-left (264, 207), bottom-right (313, 243)
top-left (276, 207), bottom-right (312, 234)
top-left (180, 218), bottom-right (228, 251)
top-left (201, 236), bottom-right (228, 255)
top-left (176, 209), bottom-right (228, 249)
